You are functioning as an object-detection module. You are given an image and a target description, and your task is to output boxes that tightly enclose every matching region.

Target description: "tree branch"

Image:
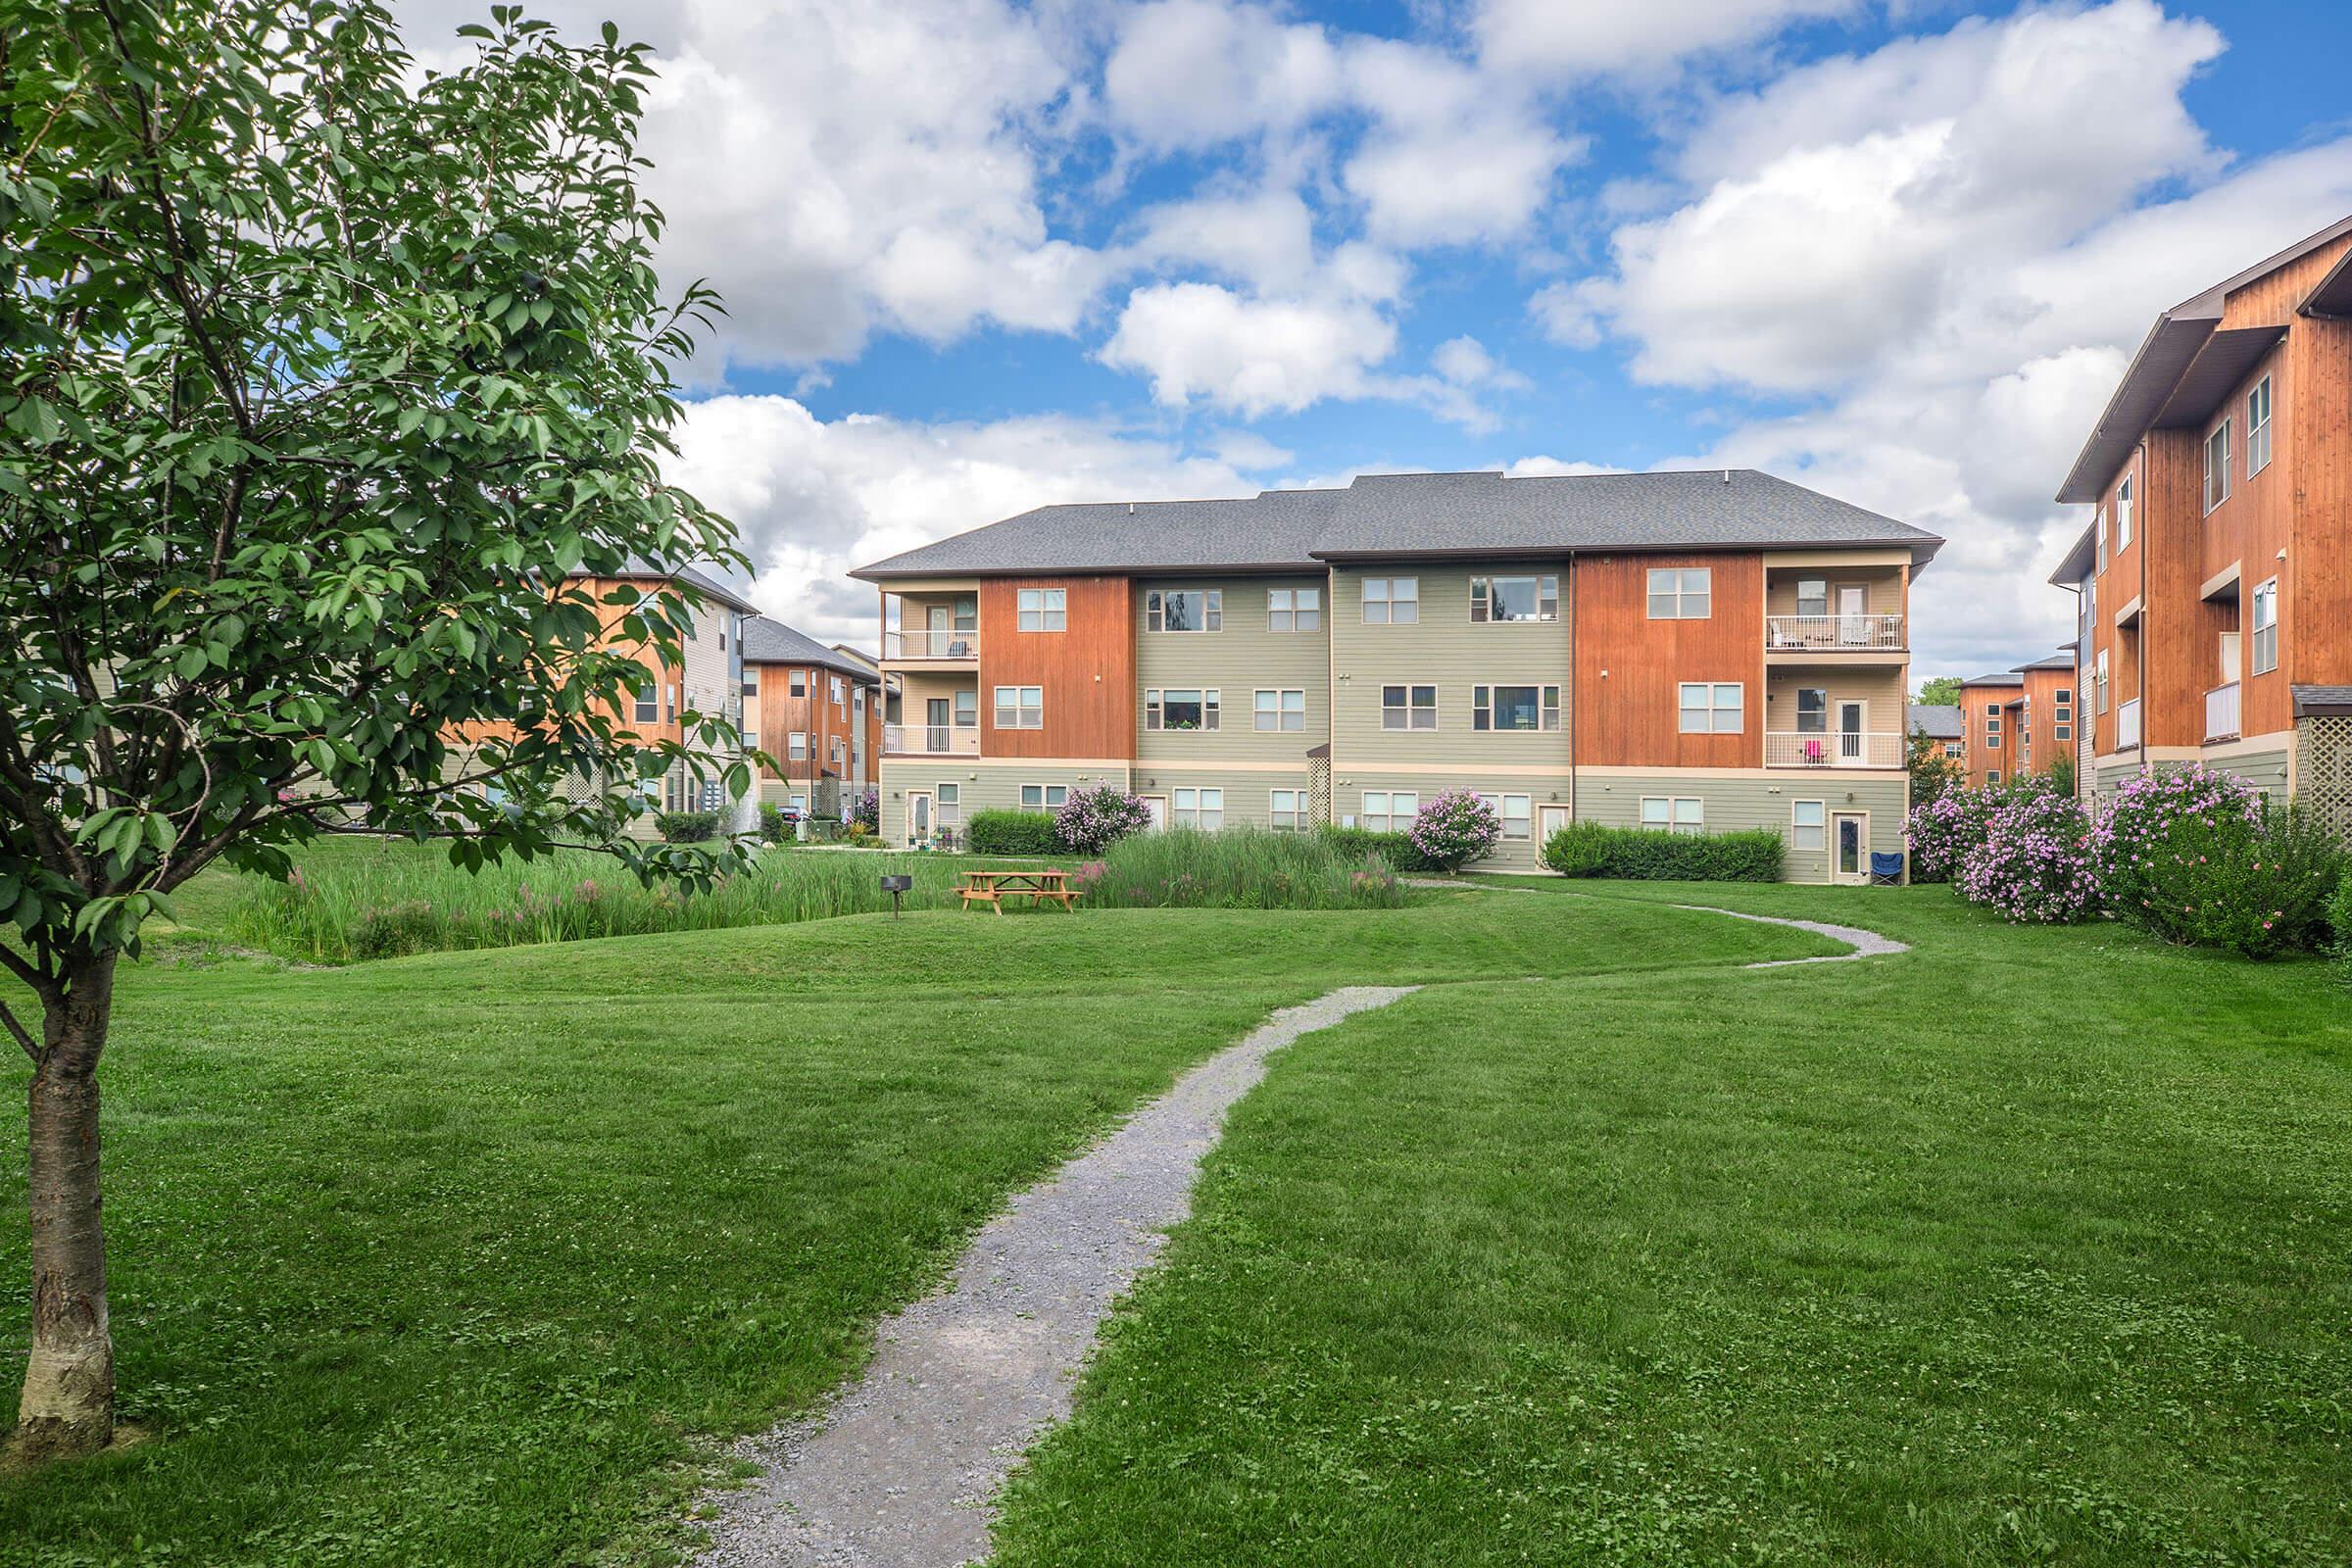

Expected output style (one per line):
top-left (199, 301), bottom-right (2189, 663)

top-left (0, 995), bottom-right (37, 1062)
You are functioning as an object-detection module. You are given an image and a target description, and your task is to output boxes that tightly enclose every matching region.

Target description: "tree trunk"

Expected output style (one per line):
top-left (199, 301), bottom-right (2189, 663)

top-left (9, 952), bottom-right (117, 1466)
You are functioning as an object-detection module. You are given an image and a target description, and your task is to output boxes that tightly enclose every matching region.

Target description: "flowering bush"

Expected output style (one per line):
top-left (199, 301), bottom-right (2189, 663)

top-left (2086, 766), bottom-right (2261, 930)
top-left (1407, 788), bottom-right (1501, 873)
top-left (1958, 789), bottom-right (2098, 923)
top-left (1054, 785), bottom-right (1154, 854)
top-left (849, 788), bottom-right (880, 833)
top-left (1907, 774), bottom-right (2053, 883)
top-left (2126, 804), bottom-right (2341, 957)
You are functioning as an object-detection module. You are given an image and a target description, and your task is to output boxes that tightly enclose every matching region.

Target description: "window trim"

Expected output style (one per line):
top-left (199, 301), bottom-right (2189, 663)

top-left (1144, 687), bottom-right (1221, 732)
top-left (1645, 567), bottom-right (1712, 620)
top-left (1468, 573), bottom-right (1559, 624)
top-left (1359, 789), bottom-right (1420, 833)
top-left (2246, 374), bottom-right (2273, 478)
top-left (1016, 587), bottom-right (1067, 633)
top-left (1676, 681), bottom-right (1743, 735)
top-left (1018, 783), bottom-right (1069, 813)
top-left (1169, 785), bottom-right (1224, 830)
top-left (994, 685), bottom-right (1044, 730)
top-left (2251, 576), bottom-right (2278, 675)
top-left (1360, 576), bottom-right (1420, 625)
top-left (2204, 419), bottom-right (2230, 514)
top-left (1474, 791), bottom-right (1535, 841)
top-left (1252, 688), bottom-right (1306, 732)
top-left (2117, 473), bottom-right (2133, 550)
top-left (1269, 788), bottom-right (1309, 832)
top-left (1640, 796), bottom-right (1705, 836)
top-left (1146, 587), bottom-right (1223, 633)
top-left (1791, 799), bottom-right (1826, 853)
top-left (1267, 586), bottom-right (1322, 632)
top-left (1472, 681), bottom-right (1562, 733)
top-left (1381, 683), bottom-right (1439, 731)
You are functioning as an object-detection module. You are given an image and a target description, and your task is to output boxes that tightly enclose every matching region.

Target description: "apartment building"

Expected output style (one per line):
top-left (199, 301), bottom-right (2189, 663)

top-left (1908, 703), bottom-right (1964, 762)
top-left (1954, 654), bottom-right (2077, 789)
top-left (738, 617), bottom-right (883, 819)
top-left (2051, 213), bottom-right (2352, 815)
top-left (852, 469), bottom-right (1942, 881)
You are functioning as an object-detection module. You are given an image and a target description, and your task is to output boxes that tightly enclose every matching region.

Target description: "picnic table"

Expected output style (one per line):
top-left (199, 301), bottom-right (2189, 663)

top-left (957, 867), bottom-right (1082, 914)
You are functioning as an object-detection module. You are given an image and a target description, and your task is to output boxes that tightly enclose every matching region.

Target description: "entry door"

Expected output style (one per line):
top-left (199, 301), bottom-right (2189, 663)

top-left (1838, 584), bottom-right (1869, 644)
top-left (1838, 700), bottom-right (1867, 762)
top-left (1138, 795), bottom-right (1168, 831)
top-left (2219, 630), bottom-right (2241, 683)
top-left (1833, 812), bottom-right (1867, 883)
top-left (925, 603), bottom-right (951, 658)
top-left (1537, 805), bottom-right (1572, 842)
top-left (925, 697), bottom-right (952, 753)
top-left (906, 791), bottom-right (933, 847)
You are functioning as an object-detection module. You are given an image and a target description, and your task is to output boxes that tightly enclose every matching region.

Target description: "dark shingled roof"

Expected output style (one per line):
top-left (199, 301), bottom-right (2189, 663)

top-left (740, 616), bottom-right (880, 681)
top-left (2292, 685), bottom-right (2352, 716)
top-left (1908, 704), bottom-right (1963, 739)
top-left (854, 469), bottom-right (1939, 579)
top-left (593, 557), bottom-right (763, 614)
top-left (2013, 653), bottom-right (2077, 672)
top-left (1964, 671), bottom-right (2026, 688)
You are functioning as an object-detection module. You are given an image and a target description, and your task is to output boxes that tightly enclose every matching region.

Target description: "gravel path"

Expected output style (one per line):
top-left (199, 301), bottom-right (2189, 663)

top-left (1671, 904), bottom-right (1910, 966)
top-left (690, 985), bottom-right (1420, 1568)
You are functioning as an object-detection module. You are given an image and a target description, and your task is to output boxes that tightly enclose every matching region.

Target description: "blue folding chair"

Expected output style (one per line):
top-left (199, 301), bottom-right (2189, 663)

top-left (1869, 851), bottom-right (1904, 887)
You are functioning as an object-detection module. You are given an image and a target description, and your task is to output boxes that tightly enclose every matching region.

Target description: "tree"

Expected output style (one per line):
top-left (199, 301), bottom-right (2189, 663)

top-left (1913, 674), bottom-right (1962, 708)
top-left (1906, 724), bottom-right (1963, 809)
top-left (0, 2), bottom-right (753, 1462)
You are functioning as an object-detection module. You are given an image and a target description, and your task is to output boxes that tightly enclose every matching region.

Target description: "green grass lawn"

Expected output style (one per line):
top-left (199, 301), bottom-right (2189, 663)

top-left (992, 884), bottom-right (2352, 1566)
top-left (0, 881), bottom-right (1825, 1566)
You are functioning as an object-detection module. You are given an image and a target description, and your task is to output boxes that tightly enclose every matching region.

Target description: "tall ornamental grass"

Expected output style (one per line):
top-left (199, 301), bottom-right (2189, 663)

top-left (224, 844), bottom-right (989, 961)
top-left (1071, 828), bottom-right (1405, 909)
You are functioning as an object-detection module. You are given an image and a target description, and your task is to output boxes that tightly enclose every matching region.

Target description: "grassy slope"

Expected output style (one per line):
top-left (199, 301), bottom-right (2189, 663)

top-left (0, 890), bottom-right (1825, 1566)
top-left (993, 884), bottom-right (2352, 1566)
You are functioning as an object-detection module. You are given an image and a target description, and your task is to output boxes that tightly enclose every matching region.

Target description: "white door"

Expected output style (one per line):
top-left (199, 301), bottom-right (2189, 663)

top-left (1833, 812), bottom-right (1868, 884)
top-left (924, 604), bottom-right (950, 659)
top-left (906, 791), bottom-right (932, 847)
top-left (2219, 630), bottom-right (2241, 683)
top-left (1537, 805), bottom-right (1572, 842)
top-left (1838, 700), bottom-right (1867, 763)
top-left (1138, 795), bottom-right (1168, 831)
top-left (1838, 584), bottom-right (1868, 644)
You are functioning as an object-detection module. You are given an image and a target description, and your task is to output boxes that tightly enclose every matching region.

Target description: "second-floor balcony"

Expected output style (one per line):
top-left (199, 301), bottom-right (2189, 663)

top-left (1765, 612), bottom-right (1905, 653)
top-left (884, 627), bottom-right (980, 662)
top-left (2117, 697), bottom-right (2142, 750)
top-left (1765, 730), bottom-right (1904, 769)
top-left (884, 723), bottom-right (980, 757)
top-left (2205, 682), bottom-right (2240, 742)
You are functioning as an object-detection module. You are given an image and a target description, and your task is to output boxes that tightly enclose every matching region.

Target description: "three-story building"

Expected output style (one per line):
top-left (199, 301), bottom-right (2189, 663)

top-left (854, 469), bottom-right (1942, 881)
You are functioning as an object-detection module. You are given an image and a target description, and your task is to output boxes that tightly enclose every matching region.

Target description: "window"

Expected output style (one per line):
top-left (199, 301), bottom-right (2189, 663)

top-left (1470, 575), bottom-right (1558, 623)
top-left (2252, 577), bottom-right (2278, 674)
top-left (935, 782), bottom-right (961, 830)
top-left (954, 689), bottom-right (977, 728)
top-left (1268, 587), bottom-right (1321, 631)
top-left (789, 670), bottom-right (807, 698)
top-left (1017, 587), bottom-right (1066, 632)
top-left (1646, 567), bottom-right (1711, 619)
top-left (634, 672), bottom-right (658, 725)
top-left (1795, 579), bottom-right (1827, 619)
top-left (1254, 689), bottom-right (1306, 732)
top-left (2095, 505), bottom-right (2108, 572)
top-left (664, 684), bottom-right (676, 723)
top-left (2118, 474), bottom-right (2133, 548)
top-left (1147, 588), bottom-right (1221, 632)
top-left (1794, 687), bottom-right (1828, 734)
top-left (1360, 790), bottom-right (1418, 832)
top-left (742, 725), bottom-right (758, 750)
top-left (1145, 688), bottom-right (1219, 730)
top-left (1475, 683), bottom-right (1561, 732)
top-left (2204, 420), bottom-right (2230, 514)
top-left (787, 793), bottom-right (806, 815)
top-left (2095, 649), bottom-right (2110, 713)
top-left (1361, 577), bottom-right (1419, 624)
top-left (1382, 684), bottom-right (1438, 730)
top-left (789, 731), bottom-right (808, 760)
top-left (1984, 706), bottom-right (2001, 749)
top-left (2053, 688), bottom-right (2072, 742)
top-left (1171, 787), bottom-right (1223, 829)
top-left (1943, 741), bottom-right (1963, 759)
top-left (1018, 783), bottom-right (1068, 812)
top-left (1475, 793), bottom-right (1532, 840)
top-left (741, 668), bottom-right (760, 700)
top-left (953, 596), bottom-right (977, 632)
top-left (1270, 789), bottom-right (1308, 831)
top-left (1791, 800), bottom-right (1825, 852)
top-left (831, 676), bottom-right (845, 707)
top-left (2246, 375), bottom-right (2273, 477)
top-left (829, 736), bottom-right (845, 764)
top-left (1641, 797), bottom-right (1704, 836)
top-left (1677, 682), bottom-right (1742, 734)
top-left (995, 685), bottom-right (1043, 728)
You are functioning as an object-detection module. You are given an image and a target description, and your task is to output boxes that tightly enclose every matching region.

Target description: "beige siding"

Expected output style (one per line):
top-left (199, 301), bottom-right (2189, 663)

top-left (1337, 767), bottom-right (1572, 872)
top-left (1132, 762), bottom-right (1315, 830)
top-left (1762, 564), bottom-right (1905, 614)
top-left (1328, 564), bottom-right (1574, 772)
top-left (1135, 576), bottom-right (1330, 765)
top-left (879, 760), bottom-right (1129, 845)
top-left (1762, 665), bottom-right (1906, 732)
top-left (1573, 772), bottom-right (1908, 884)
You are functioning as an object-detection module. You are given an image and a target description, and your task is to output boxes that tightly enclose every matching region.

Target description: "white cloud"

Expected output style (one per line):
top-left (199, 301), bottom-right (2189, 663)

top-left (666, 396), bottom-right (1273, 642)
top-left (1472, 0), bottom-right (1861, 77)
top-left (1503, 456), bottom-right (1631, 477)
top-left (1100, 282), bottom-right (1399, 416)
top-left (1338, 38), bottom-right (1582, 246)
top-left (1100, 0), bottom-right (1344, 151)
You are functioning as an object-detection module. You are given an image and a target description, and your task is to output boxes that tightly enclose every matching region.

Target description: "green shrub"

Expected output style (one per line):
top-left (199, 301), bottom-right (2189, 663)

top-left (1537, 822), bottom-right (1783, 882)
top-left (966, 809), bottom-right (1060, 856)
top-left (1072, 827), bottom-right (1403, 909)
top-left (758, 804), bottom-right (794, 845)
top-left (1317, 824), bottom-right (1441, 872)
top-left (2330, 870), bottom-right (2352, 985)
top-left (655, 809), bottom-right (721, 844)
top-left (2131, 804), bottom-right (2342, 958)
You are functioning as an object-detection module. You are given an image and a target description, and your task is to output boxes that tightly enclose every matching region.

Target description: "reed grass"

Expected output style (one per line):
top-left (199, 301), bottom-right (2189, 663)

top-left (1072, 826), bottom-right (1405, 910)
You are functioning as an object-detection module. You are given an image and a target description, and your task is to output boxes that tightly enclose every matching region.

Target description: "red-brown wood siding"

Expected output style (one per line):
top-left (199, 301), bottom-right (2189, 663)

top-left (977, 576), bottom-right (1136, 759)
top-left (1572, 553), bottom-right (1762, 767)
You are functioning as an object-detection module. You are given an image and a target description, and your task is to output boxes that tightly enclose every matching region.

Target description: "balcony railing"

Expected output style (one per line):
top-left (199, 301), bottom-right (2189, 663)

top-left (1765, 730), bottom-right (1904, 768)
top-left (2204, 682), bottom-right (2240, 742)
top-left (884, 723), bottom-right (979, 756)
top-left (2117, 698), bottom-right (2141, 750)
top-left (884, 628), bottom-right (979, 661)
top-left (1764, 612), bottom-right (1905, 652)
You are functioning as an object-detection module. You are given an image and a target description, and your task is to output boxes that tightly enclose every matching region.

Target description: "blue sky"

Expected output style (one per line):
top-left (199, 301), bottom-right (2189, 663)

top-left (407, 1), bottom-right (2352, 679)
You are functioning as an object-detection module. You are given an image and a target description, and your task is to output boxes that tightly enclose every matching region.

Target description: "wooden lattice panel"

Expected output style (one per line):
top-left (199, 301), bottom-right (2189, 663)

top-left (1309, 755), bottom-right (1332, 825)
top-left (2296, 716), bottom-right (2352, 840)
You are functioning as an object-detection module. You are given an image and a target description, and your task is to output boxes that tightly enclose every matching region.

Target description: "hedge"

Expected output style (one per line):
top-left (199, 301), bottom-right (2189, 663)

top-left (1316, 824), bottom-right (1444, 873)
top-left (654, 809), bottom-right (720, 844)
top-left (965, 808), bottom-right (1061, 856)
top-left (1540, 821), bottom-right (1783, 882)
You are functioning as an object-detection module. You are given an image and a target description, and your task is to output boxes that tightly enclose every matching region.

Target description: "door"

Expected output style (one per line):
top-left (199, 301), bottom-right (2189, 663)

top-left (925, 604), bottom-right (951, 659)
top-left (2219, 630), bottom-right (2241, 683)
top-left (925, 697), bottom-right (952, 754)
top-left (1837, 583), bottom-right (1869, 644)
top-left (1537, 805), bottom-right (1572, 844)
top-left (1833, 812), bottom-right (1867, 883)
top-left (1138, 795), bottom-right (1168, 831)
top-left (906, 791), bottom-right (933, 847)
top-left (1838, 700), bottom-right (1867, 763)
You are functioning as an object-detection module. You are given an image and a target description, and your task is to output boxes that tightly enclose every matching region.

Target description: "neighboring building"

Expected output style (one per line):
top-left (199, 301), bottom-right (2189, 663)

top-left (1908, 703), bottom-right (1964, 762)
top-left (1951, 656), bottom-right (2077, 789)
top-left (851, 469), bottom-right (1942, 881)
top-left (2050, 213), bottom-right (2352, 814)
top-left (738, 618), bottom-right (884, 820)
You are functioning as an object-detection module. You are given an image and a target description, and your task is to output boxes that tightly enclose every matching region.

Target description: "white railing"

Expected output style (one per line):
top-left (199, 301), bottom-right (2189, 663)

top-left (2117, 698), bottom-right (2141, 750)
top-left (883, 723), bottom-right (978, 756)
top-left (884, 628), bottom-right (979, 661)
top-left (1764, 612), bottom-right (1905, 651)
top-left (2204, 683), bottom-right (2240, 742)
top-left (1765, 731), bottom-right (1904, 768)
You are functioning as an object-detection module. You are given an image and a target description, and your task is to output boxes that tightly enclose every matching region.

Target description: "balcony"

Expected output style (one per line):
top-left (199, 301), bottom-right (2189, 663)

top-left (1766, 730), bottom-right (1904, 769)
top-left (2117, 697), bottom-right (2141, 750)
top-left (884, 723), bottom-right (979, 757)
top-left (1764, 612), bottom-right (1905, 653)
top-left (883, 627), bottom-right (979, 663)
top-left (2205, 682), bottom-right (2240, 742)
